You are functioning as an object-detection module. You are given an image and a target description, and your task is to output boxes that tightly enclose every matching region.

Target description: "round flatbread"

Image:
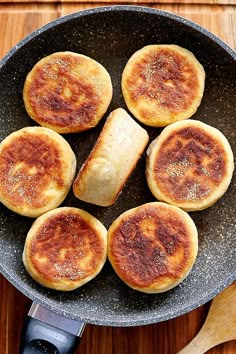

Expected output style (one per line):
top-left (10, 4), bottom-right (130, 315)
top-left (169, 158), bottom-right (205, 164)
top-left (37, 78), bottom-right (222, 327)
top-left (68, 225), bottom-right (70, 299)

top-left (23, 207), bottom-right (107, 291)
top-left (0, 126), bottom-right (76, 217)
top-left (108, 202), bottom-right (198, 293)
top-left (23, 51), bottom-right (112, 133)
top-left (122, 44), bottom-right (205, 127)
top-left (146, 120), bottom-right (234, 211)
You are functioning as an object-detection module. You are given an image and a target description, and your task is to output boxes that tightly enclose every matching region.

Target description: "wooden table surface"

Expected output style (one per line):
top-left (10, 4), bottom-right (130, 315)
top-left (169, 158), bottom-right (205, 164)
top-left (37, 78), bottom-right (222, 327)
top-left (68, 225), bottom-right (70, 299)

top-left (0, 1), bottom-right (235, 354)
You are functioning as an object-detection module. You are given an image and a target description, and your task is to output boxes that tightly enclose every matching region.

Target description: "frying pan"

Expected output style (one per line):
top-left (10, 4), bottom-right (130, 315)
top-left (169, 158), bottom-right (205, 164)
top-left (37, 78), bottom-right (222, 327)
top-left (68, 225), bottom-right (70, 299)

top-left (0, 5), bottom-right (235, 354)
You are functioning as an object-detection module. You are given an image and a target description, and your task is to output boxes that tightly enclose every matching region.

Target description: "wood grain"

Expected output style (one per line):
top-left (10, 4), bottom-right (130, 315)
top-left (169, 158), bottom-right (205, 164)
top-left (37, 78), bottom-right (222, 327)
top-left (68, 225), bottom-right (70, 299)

top-left (0, 275), bottom-right (235, 354)
top-left (0, 3), bottom-right (235, 59)
top-left (0, 0), bottom-right (236, 6)
top-left (177, 283), bottom-right (236, 354)
top-left (0, 2), bottom-right (235, 354)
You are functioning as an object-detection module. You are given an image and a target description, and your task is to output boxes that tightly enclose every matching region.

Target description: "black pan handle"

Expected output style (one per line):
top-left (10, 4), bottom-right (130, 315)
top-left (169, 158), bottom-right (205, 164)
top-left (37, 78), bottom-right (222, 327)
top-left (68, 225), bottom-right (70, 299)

top-left (19, 316), bottom-right (80, 354)
top-left (19, 303), bottom-right (86, 354)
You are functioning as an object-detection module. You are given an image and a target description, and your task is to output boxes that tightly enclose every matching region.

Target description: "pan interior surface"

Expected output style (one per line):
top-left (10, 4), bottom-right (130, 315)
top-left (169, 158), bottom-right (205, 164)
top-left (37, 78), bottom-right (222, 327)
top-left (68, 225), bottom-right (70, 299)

top-left (0, 6), bottom-right (235, 326)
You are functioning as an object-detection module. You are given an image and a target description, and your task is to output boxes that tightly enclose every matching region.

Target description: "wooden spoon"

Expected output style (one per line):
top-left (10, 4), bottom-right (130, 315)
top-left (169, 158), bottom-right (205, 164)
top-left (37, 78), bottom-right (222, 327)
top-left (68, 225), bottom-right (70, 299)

top-left (177, 282), bottom-right (236, 354)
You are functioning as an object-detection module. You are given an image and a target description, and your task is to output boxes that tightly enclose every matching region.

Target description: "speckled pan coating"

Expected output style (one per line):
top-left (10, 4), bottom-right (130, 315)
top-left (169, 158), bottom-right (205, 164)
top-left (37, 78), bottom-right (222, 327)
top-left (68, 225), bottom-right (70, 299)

top-left (0, 6), bottom-right (235, 326)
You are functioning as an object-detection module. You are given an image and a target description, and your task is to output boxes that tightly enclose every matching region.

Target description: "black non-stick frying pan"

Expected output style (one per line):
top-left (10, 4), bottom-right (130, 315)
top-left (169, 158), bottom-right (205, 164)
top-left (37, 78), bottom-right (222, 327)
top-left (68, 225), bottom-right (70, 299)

top-left (0, 5), bottom-right (235, 354)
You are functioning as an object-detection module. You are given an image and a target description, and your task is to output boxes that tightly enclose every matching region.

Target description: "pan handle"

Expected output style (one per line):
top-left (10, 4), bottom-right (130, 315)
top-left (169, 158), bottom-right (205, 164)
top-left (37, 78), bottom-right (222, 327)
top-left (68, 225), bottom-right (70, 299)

top-left (19, 303), bottom-right (86, 354)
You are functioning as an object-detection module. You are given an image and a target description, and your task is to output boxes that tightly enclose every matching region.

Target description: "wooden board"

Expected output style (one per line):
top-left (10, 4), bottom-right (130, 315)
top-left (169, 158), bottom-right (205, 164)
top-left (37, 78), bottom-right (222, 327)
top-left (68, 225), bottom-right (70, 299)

top-left (1, 276), bottom-right (236, 354)
top-left (0, 2), bottom-right (235, 354)
top-left (0, 0), bottom-right (236, 5)
top-left (0, 3), bottom-right (235, 59)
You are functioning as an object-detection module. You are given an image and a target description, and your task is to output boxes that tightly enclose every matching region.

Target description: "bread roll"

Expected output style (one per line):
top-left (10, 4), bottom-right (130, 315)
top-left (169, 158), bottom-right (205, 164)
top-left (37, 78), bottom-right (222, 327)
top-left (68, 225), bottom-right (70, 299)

top-left (0, 126), bottom-right (76, 217)
top-left (23, 207), bottom-right (107, 291)
top-left (73, 108), bottom-right (149, 206)
top-left (108, 202), bottom-right (198, 293)
top-left (23, 51), bottom-right (112, 133)
top-left (146, 120), bottom-right (234, 211)
top-left (122, 44), bottom-right (205, 127)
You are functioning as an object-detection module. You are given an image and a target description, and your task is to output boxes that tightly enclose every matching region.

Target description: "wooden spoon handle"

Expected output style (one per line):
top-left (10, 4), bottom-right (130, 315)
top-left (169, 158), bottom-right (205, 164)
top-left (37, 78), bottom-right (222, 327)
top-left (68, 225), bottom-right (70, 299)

top-left (177, 328), bottom-right (233, 354)
top-left (177, 282), bottom-right (236, 354)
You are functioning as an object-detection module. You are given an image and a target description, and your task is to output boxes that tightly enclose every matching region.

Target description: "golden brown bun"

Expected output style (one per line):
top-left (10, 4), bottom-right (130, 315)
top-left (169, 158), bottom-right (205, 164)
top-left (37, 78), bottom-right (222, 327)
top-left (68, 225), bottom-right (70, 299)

top-left (146, 120), bottom-right (234, 211)
top-left (73, 108), bottom-right (149, 206)
top-left (0, 126), bottom-right (76, 217)
top-left (23, 207), bottom-right (107, 291)
top-left (23, 51), bottom-right (112, 133)
top-left (122, 45), bottom-right (205, 127)
top-left (108, 202), bottom-right (198, 293)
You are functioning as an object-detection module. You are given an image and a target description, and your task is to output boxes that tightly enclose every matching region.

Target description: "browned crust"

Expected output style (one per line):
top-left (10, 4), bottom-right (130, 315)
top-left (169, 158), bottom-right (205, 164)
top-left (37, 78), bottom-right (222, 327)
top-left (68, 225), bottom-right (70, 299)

top-left (0, 132), bottom-right (63, 208)
top-left (150, 125), bottom-right (232, 206)
top-left (146, 120), bottom-right (234, 211)
top-left (23, 207), bottom-right (107, 290)
top-left (122, 45), bottom-right (205, 127)
top-left (108, 202), bottom-right (198, 292)
top-left (126, 47), bottom-right (198, 113)
top-left (29, 210), bottom-right (105, 282)
top-left (23, 52), bottom-right (112, 133)
top-left (0, 127), bottom-right (76, 217)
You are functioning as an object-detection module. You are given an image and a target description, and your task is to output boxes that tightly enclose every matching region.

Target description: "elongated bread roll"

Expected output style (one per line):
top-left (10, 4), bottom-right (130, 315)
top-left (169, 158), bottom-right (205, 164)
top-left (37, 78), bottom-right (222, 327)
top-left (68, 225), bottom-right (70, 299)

top-left (73, 108), bottom-right (149, 206)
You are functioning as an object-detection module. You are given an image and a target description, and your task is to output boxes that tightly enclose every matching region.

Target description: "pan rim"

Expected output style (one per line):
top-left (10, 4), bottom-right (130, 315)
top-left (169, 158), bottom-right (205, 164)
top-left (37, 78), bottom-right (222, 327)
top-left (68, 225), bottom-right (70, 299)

top-left (0, 5), bottom-right (235, 68)
top-left (1, 264), bottom-right (235, 326)
top-left (0, 5), bottom-right (235, 326)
